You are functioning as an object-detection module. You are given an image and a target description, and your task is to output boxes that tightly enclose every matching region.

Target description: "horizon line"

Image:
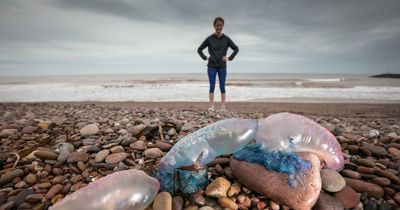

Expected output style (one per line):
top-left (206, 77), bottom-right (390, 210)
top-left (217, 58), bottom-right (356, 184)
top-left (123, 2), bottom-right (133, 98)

top-left (0, 72), bottom-right (383, 78)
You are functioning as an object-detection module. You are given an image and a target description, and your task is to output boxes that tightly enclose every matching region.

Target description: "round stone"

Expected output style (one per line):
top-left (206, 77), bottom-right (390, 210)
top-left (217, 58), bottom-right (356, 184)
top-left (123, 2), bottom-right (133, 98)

top-left (344, 178), bottom-right (384, 199)
top-left (15, 181), bottom-right (28, 189)
top-left (25, 174), bottom-right (37, 184)
top-left (22, 126), bottom-right (37, 134)
top-left (154, 141), bottom-right (173, 151)
top-left (38, 121), bottom-right (51, 129)
top-left (393, 192), bottom-right (400, 203)
top-left (357, 159), bottom-right (375, 168)
top-left (34, 151), bottom-right (58, 160)
top-left (121, 137), bottom-right (136, 147)
top-left (87, 145), bottom-right (101, 153)
top-left (80, 124), bottom-right (99, 136)
top-left (110, 146), bottom-right (124, 153)
top-left (105, 153), bottom-right (128, 164)
top-left (67, 152), bottom-right (89, 163)
top-left (0, 129), bottom-right (16, 138)
top-left (368, 129), bottom-right (379, 138)
top-left (334, 186), bottom-right (359, 209)
top-left (117, 129), bottom-right (127, 135)
top-left (183, 206), bottom-right (198, 210)
top-left (314, 192), bottom-right (344, 210)
top-left (321, 169), bottom-right (346, 192)
top-left (371, 177), bottom-right (391, 186)
top-left (0, 169), bottom-right (24, 186)
top-left (387, 132), bottom-right (398, 139)
top-left (341, 170), bottom-right (361, 179)
top-left (77, 161), bottom-right (86, 172)
top-left (104, 128), bottom-right (114, 134)
top-left (25, 194), bottom-right (44, 203)
top-left (218, 197), bottom-right (238, 210)
top-left (363, 199), bottom-right (379, 210)
top-left (167, 128), bottom-right (176, 136)
top-left (11, 189), bottom-right (34, 206)
top-left (144, 148), bottom-right (163, 159)
top-left (205, 177), bottom-right (231, 198)
top-left (388, 147), bottom-right (400, 157)
top-left (172, 196), bottom-right (183, 210)
top-left (153, 192), bottom-right (172, 210)
top-left (198, 207), bottom-right (215, 210)
top-left (361, 142), bottom-right (387, 157)
top-left (129, 141), bottom-right (147, 150)
top-left (46, 184), bottom-right (63, 199)
top-left (95, 150), bottom-right (110, 163)
top-left (269, 200), bottom-right (280, 210)
top-left (57, 150), bottom-right (70, 162)
top-left (192, 192), bottom-right (205, 206)
top-left (237, 195), bottom-right (251, 207)
top-left (227, 182), bottom-right (241, 197)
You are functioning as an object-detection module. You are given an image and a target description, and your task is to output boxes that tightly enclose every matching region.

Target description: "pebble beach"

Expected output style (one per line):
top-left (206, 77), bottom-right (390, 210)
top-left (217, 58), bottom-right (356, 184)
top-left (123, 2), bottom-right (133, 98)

top-left (0, 102), bottom-right (400, 210)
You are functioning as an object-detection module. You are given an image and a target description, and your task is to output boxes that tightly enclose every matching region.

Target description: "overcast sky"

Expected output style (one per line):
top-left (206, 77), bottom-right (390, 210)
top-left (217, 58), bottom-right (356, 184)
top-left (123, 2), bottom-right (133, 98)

top-left (1, 0), bottom-right (399, 76)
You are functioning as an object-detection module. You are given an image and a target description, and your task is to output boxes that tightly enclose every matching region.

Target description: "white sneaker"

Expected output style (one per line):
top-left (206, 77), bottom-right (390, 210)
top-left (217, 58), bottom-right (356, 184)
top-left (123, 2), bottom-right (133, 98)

top-left (208, 105), bottom-right (214, 112)
top-left (220, 105), bottom-right (226, 112)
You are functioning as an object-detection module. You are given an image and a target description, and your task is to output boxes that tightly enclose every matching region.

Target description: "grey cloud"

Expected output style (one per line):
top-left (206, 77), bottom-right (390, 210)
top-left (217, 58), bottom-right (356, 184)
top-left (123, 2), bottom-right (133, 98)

top-left (0, 0), bottom-right (399, 75)
top-left (54, 0), bottom-right (157, 21)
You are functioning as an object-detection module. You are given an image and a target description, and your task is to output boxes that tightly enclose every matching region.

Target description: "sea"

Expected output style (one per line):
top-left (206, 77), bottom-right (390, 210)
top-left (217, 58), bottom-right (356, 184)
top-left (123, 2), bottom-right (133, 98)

top-left (0, 73), bottom-right (399, 103)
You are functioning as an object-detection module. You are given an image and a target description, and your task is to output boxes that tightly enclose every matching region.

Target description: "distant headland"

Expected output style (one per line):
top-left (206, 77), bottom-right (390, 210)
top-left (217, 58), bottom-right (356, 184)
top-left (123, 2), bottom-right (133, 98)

top-left (371, 73), bottom-right (400, 78)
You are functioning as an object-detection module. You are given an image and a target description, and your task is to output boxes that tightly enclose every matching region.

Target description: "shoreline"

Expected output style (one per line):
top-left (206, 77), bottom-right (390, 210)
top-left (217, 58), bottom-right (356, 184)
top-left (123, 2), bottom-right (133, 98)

top-left (1, 101), bottom-right (400, 118)
top-left (2, 98), bottom-right (400, 104)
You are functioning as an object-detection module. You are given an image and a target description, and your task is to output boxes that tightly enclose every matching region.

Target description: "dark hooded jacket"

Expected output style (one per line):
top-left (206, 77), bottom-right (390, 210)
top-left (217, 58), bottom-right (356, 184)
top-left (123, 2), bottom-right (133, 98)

top-left (197, 33), bottom-right (239, 68)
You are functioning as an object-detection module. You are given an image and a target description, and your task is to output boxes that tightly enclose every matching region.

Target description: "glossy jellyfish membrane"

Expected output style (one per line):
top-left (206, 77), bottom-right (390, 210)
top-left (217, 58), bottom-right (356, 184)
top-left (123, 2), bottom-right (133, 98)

top-left (158, 118), bottom-right (258, 172)
top-left (255, 112), bottom-right (344, 171)
top-left (50, 169), bottom-right (160, 210)
top-left (156, 118), bottom-right (258, 193)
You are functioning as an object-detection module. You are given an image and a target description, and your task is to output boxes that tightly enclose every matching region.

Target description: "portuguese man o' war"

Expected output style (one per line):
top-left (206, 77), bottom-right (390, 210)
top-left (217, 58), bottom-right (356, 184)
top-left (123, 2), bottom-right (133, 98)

top-left (157, 118), bottom-right (258, 171)
top-left (255, 112), bottom-right (344, 171)
top-left (156, 118), bottom-right (258, 193)
top-left (156, 112), bottom-right (343, 192)
top-left (50, 169), bottom-right (160, 210)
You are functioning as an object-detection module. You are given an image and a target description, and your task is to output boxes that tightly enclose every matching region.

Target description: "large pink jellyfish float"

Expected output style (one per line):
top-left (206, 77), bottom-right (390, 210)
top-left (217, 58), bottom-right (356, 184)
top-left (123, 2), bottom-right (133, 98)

top-left (255, 112), bottom-right (344, 171)
top-left (50, 169), bottom-right (159, 210)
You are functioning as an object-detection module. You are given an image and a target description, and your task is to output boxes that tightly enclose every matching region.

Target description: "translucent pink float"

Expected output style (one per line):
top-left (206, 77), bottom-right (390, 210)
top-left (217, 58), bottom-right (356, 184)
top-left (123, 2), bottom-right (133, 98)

top-left (50, 169), bottom-right (160, 210)
top-left (255, 112), bottom-right (344, 171)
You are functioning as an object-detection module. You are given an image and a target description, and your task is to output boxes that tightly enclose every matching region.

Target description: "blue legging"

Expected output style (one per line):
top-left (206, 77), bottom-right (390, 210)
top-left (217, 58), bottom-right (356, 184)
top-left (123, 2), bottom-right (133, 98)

top-left (207, 67), bottom-right (227, 94)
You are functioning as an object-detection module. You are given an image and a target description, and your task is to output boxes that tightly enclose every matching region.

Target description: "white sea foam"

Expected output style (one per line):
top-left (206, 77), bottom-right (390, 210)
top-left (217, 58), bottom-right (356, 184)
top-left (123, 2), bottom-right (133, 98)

top-left (0, 74), bottom-right (399, 102)
top-left (305, 78), bottom-right (344, 82)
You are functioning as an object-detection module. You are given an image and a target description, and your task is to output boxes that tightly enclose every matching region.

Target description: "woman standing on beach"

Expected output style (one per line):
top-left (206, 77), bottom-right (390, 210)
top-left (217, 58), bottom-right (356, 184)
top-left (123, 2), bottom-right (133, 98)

top-left (197, 17), bottom-right (239, 112)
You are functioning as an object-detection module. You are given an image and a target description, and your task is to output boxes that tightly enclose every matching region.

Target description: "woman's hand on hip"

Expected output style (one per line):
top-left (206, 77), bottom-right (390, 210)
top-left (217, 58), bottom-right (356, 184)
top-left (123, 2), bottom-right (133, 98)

top-left (222, 56), bottom-right (229, 62)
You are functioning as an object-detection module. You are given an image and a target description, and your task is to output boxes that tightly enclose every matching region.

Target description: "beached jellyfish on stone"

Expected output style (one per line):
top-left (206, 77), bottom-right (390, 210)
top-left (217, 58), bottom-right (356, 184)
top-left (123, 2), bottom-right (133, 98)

top-left (156, 118), bottom-right (258, 193)
top-left (156, 112), bottom-right (344, 192)
top-left (234, 112), bottom-right (344, 187)
top-left (255, 112), bottom-right (344, 171)
top-left (50, 169), bottom-right (160, 210)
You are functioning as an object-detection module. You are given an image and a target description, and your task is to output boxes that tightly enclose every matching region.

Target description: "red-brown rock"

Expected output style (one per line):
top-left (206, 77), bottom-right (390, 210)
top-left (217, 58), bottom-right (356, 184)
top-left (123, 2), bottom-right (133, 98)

top-left (344, 178), bottom-right (384, 199)
top-left (230, 153), bottom-right (321, 210)
top-left (67, 152), bottom-right (89, 163)
top-left (314, 192), bottom-right (344, 210)
top-left (334, 186), bottom-right (359, 209)
top-left (46, 184), bottom-right (63, 199)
